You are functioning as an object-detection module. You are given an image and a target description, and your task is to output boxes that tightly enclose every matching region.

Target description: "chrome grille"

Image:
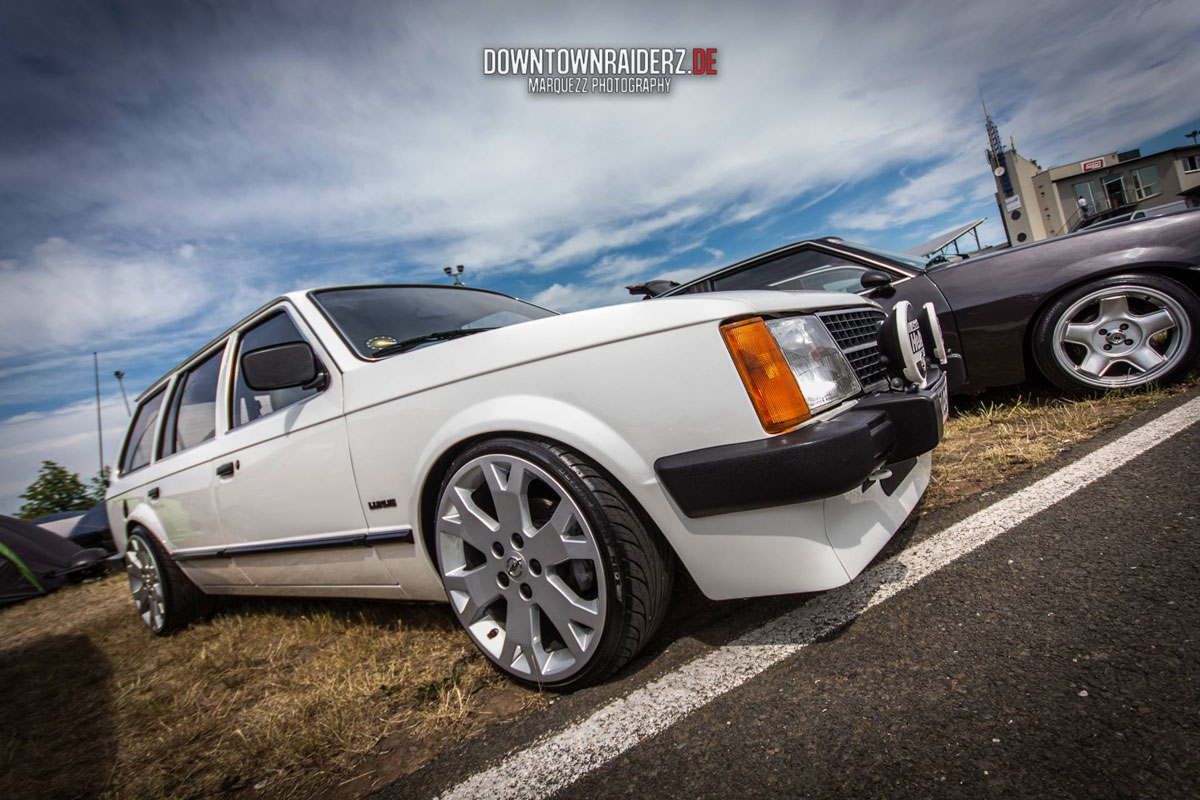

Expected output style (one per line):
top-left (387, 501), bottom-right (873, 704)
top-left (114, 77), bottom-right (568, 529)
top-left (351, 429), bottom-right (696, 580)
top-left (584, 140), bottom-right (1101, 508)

top-left (817, 308), bottom-right (888, 390)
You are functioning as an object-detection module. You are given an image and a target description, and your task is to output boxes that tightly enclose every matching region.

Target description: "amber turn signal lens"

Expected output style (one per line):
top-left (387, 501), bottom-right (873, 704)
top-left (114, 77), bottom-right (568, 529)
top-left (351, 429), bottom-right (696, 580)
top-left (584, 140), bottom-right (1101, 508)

top-left (720, 317), bottom-right (811, 433)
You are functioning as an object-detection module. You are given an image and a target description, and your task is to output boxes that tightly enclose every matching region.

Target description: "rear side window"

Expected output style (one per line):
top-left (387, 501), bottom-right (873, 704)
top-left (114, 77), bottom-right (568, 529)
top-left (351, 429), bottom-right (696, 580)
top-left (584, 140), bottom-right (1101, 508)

top-left (679, 250), bottom-right (866, 294)
top-left (121, 388), bottom-right (166, 474)
top-left (231, 311), bottom-right (322, 429)
top-left (161, 346), bottom-right (225, 456)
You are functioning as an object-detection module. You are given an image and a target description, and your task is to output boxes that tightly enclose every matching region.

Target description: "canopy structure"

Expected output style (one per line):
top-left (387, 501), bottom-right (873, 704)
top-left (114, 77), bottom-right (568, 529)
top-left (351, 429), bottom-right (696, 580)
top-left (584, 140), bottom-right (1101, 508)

top-left (0, 514), bottom-right (105, 605)
top-left (905, 218), bottom-right (987, 259)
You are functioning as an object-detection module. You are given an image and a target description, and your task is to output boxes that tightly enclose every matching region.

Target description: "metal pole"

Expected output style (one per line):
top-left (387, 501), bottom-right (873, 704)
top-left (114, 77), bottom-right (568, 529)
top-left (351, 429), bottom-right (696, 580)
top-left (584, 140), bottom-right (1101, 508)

top-left (94, 352), bottom-right (104, 478)
top-left (114, 371), bottom-right (131, 416)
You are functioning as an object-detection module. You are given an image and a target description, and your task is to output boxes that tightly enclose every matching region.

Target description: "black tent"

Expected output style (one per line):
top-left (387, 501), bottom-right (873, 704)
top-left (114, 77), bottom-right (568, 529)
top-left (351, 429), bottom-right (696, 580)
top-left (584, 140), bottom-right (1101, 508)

top-left (0, 515), bottom-right (107, 606)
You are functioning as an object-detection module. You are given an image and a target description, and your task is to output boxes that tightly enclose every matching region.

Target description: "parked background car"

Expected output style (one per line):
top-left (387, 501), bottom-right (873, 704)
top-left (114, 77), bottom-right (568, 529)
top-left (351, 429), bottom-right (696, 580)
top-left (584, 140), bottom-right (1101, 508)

top-left (1, 515), bottom-right (107, 605)
top-left (106, 283), bottom-right (946, 690)
top-left (32, 509), bottom-right (88, 537)
top-left (631, 208), bottom-right (1200, 394)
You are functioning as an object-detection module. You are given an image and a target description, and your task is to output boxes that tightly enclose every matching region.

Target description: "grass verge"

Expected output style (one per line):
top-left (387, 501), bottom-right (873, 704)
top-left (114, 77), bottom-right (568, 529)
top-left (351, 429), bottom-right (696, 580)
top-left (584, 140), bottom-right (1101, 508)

top-left (1, 379), bottom-right (1192, 799)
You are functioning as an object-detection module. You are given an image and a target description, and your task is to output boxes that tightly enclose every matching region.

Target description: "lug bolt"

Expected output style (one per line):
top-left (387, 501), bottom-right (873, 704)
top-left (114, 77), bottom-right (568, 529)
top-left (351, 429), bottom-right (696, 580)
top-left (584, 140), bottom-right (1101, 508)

top-left (497, 572), bottom-right (510, 588)
top-left (1125, 339), bottom-right (1134, 346)
top-left (492, 542), bottom-right (504, 558)
top-left (1103, 344), bottom-right (1112, 351)
top-left (520, 583), bottom-right (533, 600)
top-left (1120, 324), bottom-right (1128, 331)
top-left (511, 532), bottom-right (524, 549)
top-left (529, 559), bottom-right (542, 576)
top-left (1099, 329), bottom-right (1107, 335)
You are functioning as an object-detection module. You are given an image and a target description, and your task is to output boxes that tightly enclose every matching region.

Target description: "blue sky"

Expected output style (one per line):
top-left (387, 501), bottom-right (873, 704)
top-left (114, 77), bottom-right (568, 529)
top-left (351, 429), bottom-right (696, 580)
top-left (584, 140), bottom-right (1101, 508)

top-left (1, 0), bottom-right (1198, 513)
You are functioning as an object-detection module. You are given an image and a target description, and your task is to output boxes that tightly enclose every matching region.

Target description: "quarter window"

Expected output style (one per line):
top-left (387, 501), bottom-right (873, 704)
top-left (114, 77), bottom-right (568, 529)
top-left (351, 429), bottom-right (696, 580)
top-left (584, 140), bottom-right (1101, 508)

top-left (161, 345), bottom-right (225, 456)
top-left (121, 388), bottom-right (166, 474)
top-left (231, 311), bottom-right (322, 428)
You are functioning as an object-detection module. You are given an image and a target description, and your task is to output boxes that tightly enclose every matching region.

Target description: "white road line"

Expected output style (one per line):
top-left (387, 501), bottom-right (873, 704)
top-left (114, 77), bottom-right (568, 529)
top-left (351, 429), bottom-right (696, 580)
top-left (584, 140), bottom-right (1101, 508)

top-left (441, 396), bottom-right (1200, 800)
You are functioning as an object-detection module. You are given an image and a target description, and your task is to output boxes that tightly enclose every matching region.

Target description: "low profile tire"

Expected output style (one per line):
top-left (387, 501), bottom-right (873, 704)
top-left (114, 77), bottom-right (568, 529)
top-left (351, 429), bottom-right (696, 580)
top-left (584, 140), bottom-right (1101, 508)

top-left (1033, 273), bottom-right (1200, 393)
top-left (125, 527), bottom-right (213, 635)
top-left (434, 437), bottom-right (674, 690)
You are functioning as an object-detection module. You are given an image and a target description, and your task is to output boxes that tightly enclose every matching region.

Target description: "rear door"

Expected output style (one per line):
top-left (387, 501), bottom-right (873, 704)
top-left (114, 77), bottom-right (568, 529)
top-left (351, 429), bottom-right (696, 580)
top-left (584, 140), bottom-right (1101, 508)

top-left (212, 304), bottom-right (395, 586)
top-left (149, 341), bottom-right (251, 586)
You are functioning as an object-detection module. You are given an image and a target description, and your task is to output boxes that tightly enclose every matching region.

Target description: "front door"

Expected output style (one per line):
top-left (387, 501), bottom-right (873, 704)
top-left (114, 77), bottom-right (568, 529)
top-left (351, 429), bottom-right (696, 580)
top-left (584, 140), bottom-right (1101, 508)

top-left (212, 305), bottom-right (395, 586)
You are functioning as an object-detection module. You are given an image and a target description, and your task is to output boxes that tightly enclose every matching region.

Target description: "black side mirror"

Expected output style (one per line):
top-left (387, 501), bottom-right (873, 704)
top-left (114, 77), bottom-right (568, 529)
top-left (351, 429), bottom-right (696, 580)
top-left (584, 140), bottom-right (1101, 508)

top-left (860, 270), bottom-right (893, 290)
top-left (241, 342), bottom-right (324, 391)
top-left (626, 279), bottom-right (681, 298)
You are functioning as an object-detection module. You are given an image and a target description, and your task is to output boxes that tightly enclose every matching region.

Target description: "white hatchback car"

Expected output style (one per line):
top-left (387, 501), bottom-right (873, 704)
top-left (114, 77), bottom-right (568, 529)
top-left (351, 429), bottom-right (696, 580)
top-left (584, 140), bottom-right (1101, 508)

top-left (108, 284), bottom-right (948, 689)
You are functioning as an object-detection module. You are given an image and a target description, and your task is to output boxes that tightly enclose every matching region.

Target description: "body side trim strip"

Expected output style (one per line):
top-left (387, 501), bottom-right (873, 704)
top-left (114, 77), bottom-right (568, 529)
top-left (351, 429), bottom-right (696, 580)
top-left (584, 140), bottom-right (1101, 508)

top-left (173, 528), bottom-right (414, 560)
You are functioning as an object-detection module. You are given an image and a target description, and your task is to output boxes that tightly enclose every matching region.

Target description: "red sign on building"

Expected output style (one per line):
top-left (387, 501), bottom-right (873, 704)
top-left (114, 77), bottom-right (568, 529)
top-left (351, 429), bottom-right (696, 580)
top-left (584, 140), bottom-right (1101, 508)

top-left (1081, 158), bottom-right (1104, 172)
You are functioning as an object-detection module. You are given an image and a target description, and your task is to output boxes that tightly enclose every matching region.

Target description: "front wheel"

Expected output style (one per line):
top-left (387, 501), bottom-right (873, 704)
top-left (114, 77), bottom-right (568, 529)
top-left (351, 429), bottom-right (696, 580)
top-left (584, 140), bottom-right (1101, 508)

top-left (1033, 273), bottom-right (1200, 393)
top-left (434, 437), bottom-right (674, 690)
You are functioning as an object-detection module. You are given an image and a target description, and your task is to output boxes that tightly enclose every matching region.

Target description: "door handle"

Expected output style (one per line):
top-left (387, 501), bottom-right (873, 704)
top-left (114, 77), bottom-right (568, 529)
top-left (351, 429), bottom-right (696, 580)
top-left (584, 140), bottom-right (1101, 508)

top-left (147, 487), bottom-right (160, 500)
top-left (216, 462), bottom-right (236, 478)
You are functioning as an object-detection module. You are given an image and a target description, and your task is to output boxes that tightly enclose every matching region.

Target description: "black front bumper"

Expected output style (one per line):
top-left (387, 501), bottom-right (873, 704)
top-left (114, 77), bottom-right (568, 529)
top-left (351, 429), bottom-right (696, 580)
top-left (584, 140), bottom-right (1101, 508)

top-left (655, 372), bottom-right (947, 518)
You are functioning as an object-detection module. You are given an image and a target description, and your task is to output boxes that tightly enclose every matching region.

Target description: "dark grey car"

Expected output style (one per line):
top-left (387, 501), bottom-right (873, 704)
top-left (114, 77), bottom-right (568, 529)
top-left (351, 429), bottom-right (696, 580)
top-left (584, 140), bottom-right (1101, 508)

top-left (632, 209), bottom-right (1200, 394)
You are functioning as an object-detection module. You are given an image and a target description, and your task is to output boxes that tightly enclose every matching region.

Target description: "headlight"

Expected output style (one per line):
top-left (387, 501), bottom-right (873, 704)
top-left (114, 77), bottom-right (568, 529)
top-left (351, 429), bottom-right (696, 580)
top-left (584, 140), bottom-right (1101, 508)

top-left (721, 315), bottom-right (862, 434)
top-left (765, 316), bottom-right (862, 412)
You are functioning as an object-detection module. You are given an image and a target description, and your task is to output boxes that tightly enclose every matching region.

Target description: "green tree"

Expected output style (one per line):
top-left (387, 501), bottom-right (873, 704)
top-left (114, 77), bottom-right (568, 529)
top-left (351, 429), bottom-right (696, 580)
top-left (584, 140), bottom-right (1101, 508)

top-left (88, 466), bottom-right (112, 504)
top-left (17, 461), bottom-right (94, 519)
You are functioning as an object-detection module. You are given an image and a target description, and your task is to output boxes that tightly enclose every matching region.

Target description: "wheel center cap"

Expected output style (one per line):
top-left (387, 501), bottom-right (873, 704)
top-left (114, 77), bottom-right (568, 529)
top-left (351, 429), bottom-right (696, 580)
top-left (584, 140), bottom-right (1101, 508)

top-left (1107, 330), bottom-right (1126, 344)
top-left (506, 555), bottom-right (525, 579)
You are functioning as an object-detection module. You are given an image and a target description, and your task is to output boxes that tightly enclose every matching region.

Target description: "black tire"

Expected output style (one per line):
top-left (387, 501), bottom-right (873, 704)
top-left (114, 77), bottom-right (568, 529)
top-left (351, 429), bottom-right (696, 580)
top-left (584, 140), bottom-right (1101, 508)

top-left (125, 527), bottom-right (214, 635)
top-left (1032, 272), bottom-right (1200, 394)
top-left (433, 437), bottom-right (674, 691)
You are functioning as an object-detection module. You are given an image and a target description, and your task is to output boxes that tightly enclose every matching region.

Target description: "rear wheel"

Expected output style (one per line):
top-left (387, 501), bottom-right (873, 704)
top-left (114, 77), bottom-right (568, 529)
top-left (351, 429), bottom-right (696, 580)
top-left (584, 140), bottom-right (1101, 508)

top-left (434, 437), bottom-right (674, 690)
top-left (1033, 273), bottom-right (1200, 393)
top-left (125, 528), bottom-right (213, 635)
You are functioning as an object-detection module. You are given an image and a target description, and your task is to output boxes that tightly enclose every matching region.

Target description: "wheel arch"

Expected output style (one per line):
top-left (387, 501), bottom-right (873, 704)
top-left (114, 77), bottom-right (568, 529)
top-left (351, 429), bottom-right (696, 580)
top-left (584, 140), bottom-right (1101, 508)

top-left (416, 430), bottom-right (678, 583)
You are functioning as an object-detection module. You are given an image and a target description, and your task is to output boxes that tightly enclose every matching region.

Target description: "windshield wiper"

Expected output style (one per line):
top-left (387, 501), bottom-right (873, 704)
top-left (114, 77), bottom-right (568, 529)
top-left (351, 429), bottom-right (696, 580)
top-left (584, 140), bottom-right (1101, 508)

top-left (370, 327), bottom-right (497, 358)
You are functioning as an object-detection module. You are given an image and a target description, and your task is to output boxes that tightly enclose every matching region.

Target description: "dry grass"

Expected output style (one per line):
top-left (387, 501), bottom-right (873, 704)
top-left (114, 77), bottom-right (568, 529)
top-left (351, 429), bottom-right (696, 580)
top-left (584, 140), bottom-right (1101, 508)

top-left (1, 379), bottom-right (1192, 799)
top-left (924, 378), bottom-right (1195, 514)
top-left (0, 583), bottom-right (534, 799)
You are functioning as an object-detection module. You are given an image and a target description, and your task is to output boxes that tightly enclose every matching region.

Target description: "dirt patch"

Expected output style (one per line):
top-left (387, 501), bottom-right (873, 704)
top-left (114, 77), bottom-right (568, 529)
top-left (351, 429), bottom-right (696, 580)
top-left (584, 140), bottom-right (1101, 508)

top-left (1, 379), bottom-right (1191, 799)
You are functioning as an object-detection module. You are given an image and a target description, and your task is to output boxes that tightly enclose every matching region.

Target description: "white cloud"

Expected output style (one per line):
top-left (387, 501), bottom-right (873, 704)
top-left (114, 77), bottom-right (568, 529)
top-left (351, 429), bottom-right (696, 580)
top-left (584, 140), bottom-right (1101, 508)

top-left (530, 282), bottom-right (637, 313)
top-left (585, 253), bottom-right (668, 282)
top-left (0, 237), bottom-right (220, 359)
top-left (0, 394), bottom-right (126, 516)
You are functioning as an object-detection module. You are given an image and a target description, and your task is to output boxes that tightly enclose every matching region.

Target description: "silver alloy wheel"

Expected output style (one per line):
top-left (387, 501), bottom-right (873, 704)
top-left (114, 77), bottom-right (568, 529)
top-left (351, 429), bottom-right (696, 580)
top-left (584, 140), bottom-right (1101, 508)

top-left (436, 454), bottom-right (607, 683)
top-left (126, 536), bottom-right (167, 632)
top-left (1052, 285), bottom-right (1190, 389)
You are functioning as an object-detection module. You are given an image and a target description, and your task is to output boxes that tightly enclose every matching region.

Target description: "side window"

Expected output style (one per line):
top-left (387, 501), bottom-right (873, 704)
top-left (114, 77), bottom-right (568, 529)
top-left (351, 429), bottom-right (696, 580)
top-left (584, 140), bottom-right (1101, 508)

top-left (772, 265), bottom-right (875, 293)
top-left (711, 250), bottom-right (868, 292)
top-left (161, 346), bottom-right (225, 457)
top-left (231, 311), bottom-right (322, 429)
top-left (121, 387), bottom-right (166, 474)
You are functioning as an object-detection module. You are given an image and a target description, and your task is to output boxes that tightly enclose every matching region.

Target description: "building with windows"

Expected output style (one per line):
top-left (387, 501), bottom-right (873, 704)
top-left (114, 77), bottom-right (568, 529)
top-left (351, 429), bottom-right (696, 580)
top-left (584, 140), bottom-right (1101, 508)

top-left (983, 107), bottom-right (1200, 247)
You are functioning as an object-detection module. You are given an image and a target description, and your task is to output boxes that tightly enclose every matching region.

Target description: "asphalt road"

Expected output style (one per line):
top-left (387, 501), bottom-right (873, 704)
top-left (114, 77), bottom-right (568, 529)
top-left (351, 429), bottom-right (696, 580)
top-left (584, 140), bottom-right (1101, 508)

top-left (386, 390), bottom-right (1200, 800)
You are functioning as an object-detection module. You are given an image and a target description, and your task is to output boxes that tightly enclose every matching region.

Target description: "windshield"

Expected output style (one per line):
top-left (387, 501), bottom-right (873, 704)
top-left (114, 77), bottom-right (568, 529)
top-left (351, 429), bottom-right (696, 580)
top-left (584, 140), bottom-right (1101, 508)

top-left (311, 286), bottom-right (556, 359)
top-left (840, 241), bottom-right (929, 271)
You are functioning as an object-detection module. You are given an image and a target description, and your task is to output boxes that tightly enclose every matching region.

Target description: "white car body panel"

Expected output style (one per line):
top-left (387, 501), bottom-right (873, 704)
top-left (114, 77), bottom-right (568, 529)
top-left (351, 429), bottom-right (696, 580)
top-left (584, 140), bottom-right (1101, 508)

top-left (107, 286), bottom-right (935, 603)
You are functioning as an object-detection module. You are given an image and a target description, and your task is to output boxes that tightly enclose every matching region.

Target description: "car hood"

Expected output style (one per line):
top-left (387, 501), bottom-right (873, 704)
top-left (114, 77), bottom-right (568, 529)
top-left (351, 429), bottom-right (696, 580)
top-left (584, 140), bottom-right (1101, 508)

top-left (341, 290), bottom-right (873, 412)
